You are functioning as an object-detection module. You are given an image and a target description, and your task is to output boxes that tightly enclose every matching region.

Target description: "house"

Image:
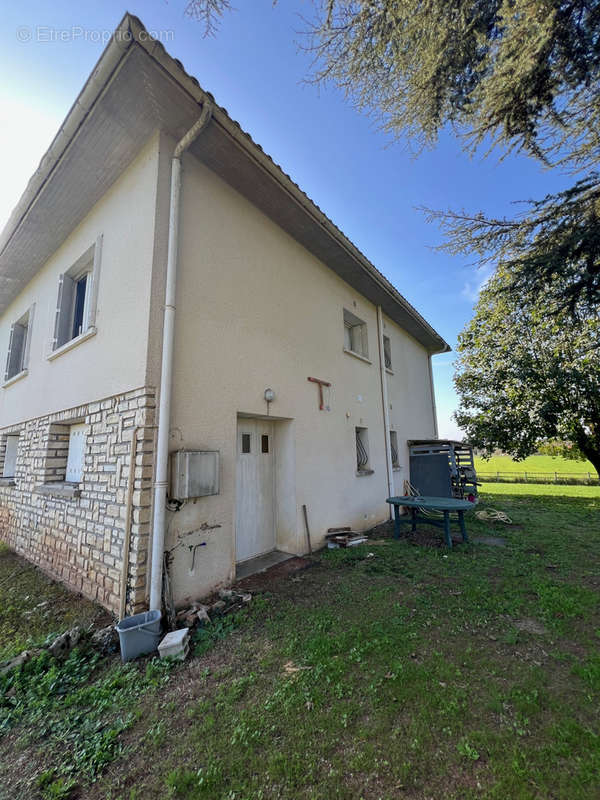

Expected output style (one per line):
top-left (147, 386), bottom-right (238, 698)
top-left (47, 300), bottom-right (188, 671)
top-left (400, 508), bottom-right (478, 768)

top-left (0, 14), bottom-right (449, 617)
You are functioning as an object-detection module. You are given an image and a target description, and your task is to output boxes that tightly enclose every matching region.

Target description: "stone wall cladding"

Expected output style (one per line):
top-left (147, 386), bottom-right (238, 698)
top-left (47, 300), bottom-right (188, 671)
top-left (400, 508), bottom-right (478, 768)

top-left (0, 387), bottom-right (156, 614)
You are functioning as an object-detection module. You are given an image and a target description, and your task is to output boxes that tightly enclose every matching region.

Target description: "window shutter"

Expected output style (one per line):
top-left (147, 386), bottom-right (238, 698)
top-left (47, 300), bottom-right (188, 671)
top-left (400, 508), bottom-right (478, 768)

top-left (22, 304), bottom-right (35, 370)
top-left (3, 436), bottom-right (19, 478)
top-left (11, 324), bottom-right (26, 375)
top-left (53, 273), bottom-right (75, 349)
top-left (52, 274), bottom-right (64, 350)
top-left (66, 424), bottom-right (87, 483)
top-left (86, 234), bottom-right (103, 329)
top-left (6, 323), bottom-right (25, 379)
top-left (4, 324), bottom-right (15, 382)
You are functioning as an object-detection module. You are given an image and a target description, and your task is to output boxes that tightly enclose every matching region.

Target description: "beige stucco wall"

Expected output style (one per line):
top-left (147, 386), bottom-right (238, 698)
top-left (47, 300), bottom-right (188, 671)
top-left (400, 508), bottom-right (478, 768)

top-left (382, 316), bottom-right (438, 495)
top-left (166, 154), bottom-right (438, 606)
top-left (0, 129), bottom-right (440, 612)
top-left (0, 134), bottom-right (161, 428)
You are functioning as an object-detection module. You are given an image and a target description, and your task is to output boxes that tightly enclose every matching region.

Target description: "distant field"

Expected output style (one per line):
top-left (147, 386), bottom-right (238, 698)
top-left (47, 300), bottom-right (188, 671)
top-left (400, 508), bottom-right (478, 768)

top-left (475, 454), bottom-right (595, 476)
top-left (480, 482), bottom-right (600, 499)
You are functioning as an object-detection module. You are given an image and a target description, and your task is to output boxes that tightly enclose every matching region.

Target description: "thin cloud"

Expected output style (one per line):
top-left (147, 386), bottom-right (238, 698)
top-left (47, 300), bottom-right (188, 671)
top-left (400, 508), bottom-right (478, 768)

top-left (461, 265), bottom-right (494, 302)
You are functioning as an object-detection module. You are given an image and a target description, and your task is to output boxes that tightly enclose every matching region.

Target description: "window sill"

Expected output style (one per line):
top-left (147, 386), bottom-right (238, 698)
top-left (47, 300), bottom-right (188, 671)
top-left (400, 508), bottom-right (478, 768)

top-left (2, 369), bottom-right (28, 388)
top-left (47, 327), bottom-right (96, 361)
top-left (35, 482), bottom-right (81, 499)
top-left (356, 469), bottom-right (375, 477)
top-left (0, 478), bottom-right (16, 487)
top-left (343, 348), bottom-right (372, 365)
top-left (385, 367), bottom-right (394, 376)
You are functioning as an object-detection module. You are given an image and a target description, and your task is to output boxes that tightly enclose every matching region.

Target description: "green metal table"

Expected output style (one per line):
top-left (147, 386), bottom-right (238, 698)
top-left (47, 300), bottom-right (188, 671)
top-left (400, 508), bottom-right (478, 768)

top-left (386, 496), bottom-right (474, 548)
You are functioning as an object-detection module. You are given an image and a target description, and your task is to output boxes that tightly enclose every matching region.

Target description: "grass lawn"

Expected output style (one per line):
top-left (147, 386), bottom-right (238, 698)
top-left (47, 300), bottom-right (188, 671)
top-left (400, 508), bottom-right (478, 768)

top-left (480, 482), bottom-right (600, 499)
top-left (0, 543), bottom-right (107, 661)
top-left (1, 488), bottom-right (599, 799)
top-left (475, 454), bottom-right (596, 477)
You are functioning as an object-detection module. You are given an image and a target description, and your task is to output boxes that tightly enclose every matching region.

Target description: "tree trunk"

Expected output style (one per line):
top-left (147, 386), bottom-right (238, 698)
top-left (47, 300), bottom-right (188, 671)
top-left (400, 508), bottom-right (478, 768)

top-left (583, 451), bottom-right (600, 482)
top-left (572, 427), bottom-right (600, 481)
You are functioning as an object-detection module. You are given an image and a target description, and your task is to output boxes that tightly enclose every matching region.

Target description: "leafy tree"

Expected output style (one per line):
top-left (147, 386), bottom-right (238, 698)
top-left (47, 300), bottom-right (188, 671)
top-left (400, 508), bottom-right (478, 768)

top-left (454, 268), bottom-right (600, 477)
top-left (538, 439), bottom-right (589, 460)
top-left (185, 0), bottom-right (600, 306)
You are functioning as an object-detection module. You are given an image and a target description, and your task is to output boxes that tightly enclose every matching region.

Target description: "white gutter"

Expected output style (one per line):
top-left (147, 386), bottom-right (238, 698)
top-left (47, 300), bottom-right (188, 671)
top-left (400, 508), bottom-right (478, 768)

top-left (149, 101), bottom-right (213, 612)
top-left (377, 306), bottom-right (394, 511)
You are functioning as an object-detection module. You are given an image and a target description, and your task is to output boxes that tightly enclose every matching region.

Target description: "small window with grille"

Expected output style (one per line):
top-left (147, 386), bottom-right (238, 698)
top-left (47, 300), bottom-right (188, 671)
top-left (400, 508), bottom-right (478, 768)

top-left (355, 427), bottom-right (372, 475)
top-left (383, 335), bottom-right (392, 370)
top-left (390, 430), bottom-right (400, 468)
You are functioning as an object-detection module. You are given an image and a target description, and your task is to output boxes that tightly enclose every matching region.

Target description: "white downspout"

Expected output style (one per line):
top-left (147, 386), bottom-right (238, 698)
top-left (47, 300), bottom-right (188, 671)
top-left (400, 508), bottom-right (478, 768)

top-left (428, 355), bottom-right (439, 439)
top-left (377, 306), bottom-right (394, 512)
top-left (149, 102), bottom-right (213, 611)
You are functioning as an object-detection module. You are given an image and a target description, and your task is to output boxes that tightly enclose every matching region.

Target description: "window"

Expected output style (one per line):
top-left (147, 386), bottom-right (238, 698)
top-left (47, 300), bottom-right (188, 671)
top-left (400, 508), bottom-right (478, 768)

top-left (71, 273), bottom-right (89, 340)
top-left (241, 433), bottom-right (251, 454)
top-left (355, 427), bottom-right (373, 474)
top-left (4, 306), bottom-right (34, 382)
top-left (343, 309), bottom-right (368, 359)
top-left (390, 430), bottom-right (400, 469)
top-left (383, 335), bottom-right (392, 370)
top-left (52, 237), bottom-right (102, 352)
top-left (2, 435), bottom-right (19, 478)
top-left (261, 434), bottom-right (269, 453)
top-left (66, 424), bottom-right (87, 483)
top-left (34, 422), bottom-right (85, 498)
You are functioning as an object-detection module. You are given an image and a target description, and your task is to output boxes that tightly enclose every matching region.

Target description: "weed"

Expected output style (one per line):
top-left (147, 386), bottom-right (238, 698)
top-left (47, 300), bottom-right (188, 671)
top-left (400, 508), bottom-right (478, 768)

top-left (0, 646), bottom-right (176, 782)
top-left (36, 770), bottom-right (77, 800)
top-left (572, 655), bottom-right (600, 693)
top-left (145, 719), bottom-right (167, 747)
top-left (457, 739), bottom-right (480, 760)
top-left (192, 615), bottom-right (238, 656)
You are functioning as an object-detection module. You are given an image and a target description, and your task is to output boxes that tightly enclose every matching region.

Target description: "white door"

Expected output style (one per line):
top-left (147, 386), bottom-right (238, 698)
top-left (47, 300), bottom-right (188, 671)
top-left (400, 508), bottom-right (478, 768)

top-left (235, 419), bottom-right (275, 562)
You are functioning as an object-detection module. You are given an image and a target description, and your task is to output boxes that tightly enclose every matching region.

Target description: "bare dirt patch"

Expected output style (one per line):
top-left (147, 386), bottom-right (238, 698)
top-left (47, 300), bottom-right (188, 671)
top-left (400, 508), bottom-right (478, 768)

top-left (234, 556), bottom-right (315, 592)
top-left (514, 617), bottom-right (548, 635)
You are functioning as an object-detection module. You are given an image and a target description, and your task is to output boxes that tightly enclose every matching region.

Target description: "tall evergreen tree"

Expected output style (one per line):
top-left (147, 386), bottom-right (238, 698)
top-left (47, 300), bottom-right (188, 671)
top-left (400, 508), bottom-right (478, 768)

top-left (186, 1), bottom-right (600, 306)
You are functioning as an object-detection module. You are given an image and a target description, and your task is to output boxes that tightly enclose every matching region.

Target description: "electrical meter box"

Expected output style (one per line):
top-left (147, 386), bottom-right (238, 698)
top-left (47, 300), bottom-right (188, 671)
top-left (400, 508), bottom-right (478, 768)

top-left (170, 451), bottom-right (220, 500)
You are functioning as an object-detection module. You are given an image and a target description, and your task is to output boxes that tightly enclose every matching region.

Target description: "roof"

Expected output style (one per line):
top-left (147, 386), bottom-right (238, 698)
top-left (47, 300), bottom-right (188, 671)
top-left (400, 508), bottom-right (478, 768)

top-left (0, 13), bottom-right (450, 355)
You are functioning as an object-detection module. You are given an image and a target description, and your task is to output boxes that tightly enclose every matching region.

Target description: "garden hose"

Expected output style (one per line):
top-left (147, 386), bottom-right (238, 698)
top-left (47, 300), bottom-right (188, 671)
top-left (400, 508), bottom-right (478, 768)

top-left (474, 508), bottom-right (512, 524)
top-left (403, 480), bottom-right (512, 524)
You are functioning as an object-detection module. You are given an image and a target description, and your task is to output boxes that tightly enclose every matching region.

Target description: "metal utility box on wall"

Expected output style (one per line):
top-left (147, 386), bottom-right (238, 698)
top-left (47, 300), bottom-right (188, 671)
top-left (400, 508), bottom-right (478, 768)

top-left (170, 451), bottom-right (220, 500)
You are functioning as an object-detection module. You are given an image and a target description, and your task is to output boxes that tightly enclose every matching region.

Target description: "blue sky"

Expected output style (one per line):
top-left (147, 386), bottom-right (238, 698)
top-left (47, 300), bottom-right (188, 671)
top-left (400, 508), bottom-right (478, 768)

top-left (0, 1), bottom-right (569, 438)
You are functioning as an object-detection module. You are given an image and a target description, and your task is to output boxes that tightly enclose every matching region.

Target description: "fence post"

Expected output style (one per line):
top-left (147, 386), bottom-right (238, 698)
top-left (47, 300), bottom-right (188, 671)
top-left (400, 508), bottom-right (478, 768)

top-left (555, 471), bottom-right (558, 483)
top-left (524, 472), bottom-right (528, 483)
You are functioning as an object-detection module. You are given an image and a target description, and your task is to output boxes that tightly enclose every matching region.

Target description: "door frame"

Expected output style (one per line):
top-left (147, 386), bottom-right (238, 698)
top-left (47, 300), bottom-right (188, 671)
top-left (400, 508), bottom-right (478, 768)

top-left (235, 417), bottom-right (276, 564)
top-left (234, 413), bottom-right (298, 565)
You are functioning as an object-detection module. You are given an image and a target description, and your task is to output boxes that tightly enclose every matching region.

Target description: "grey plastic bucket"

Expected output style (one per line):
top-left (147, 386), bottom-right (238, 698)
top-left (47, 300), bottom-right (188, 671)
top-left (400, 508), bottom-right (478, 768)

top-left (116, 610), bottom-right (162, 663)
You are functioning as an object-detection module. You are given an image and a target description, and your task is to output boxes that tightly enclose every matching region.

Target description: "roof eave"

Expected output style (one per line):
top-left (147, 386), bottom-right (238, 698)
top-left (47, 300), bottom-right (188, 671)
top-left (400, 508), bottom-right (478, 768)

top-left (0, 13), bottom-right (451, 356)
top-left (128, 16), bottom-right (450, 355)
top-left (0, 15), bottom-right (135, 260)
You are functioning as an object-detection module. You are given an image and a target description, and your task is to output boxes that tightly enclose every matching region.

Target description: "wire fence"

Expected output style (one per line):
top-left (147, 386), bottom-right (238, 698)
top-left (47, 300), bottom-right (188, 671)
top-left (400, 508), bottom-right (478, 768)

top-left (478, 471), bottom-right (599, 486)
